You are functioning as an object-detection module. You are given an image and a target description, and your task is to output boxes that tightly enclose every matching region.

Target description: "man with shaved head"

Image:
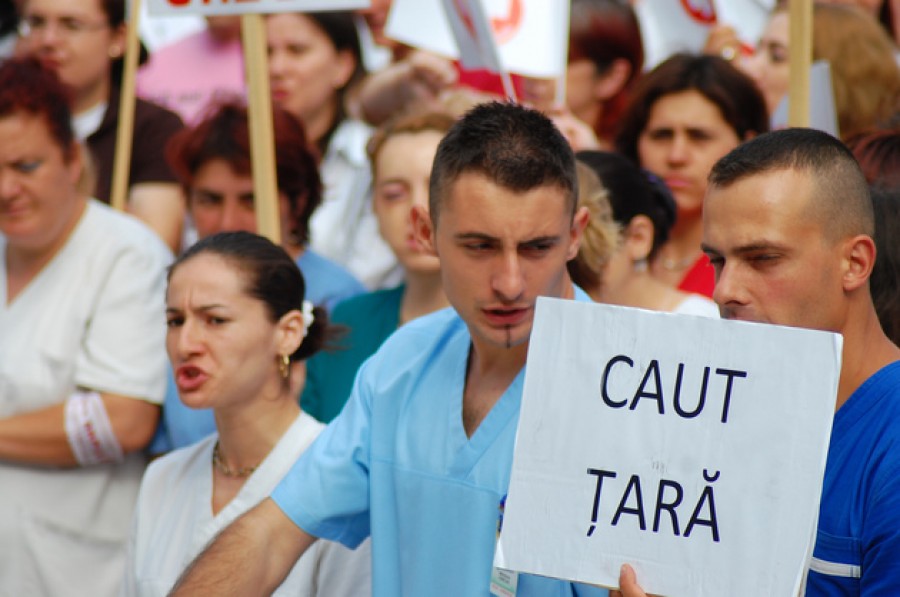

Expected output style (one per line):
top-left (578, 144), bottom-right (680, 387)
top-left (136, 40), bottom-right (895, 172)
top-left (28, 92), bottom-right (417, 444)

top-left (618, 128), bottom-right (900, 596)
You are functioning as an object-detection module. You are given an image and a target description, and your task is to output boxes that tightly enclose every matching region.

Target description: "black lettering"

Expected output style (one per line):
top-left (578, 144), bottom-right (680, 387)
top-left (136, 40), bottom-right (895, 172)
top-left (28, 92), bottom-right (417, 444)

top-left (601, 355), bottom-right (633, 408)
top-left (611, 474), bottom-right (646, 530)
top-left (684, 469), bottom-right (721, 542)
top-left (629, 360), bottom-right (664, 414)
top-left (673, 364), bottom-right (709, 419)
top-left (715, 369), bottom-right (748, 423)
top-left (652, 479), bottom-right (684, 535)
top-left (586, 468), bottom-right (617, 536)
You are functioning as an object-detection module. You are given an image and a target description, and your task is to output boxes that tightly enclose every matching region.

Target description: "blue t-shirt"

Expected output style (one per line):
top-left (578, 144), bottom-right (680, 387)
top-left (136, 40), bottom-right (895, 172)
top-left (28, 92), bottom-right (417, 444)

top-left (273, 305), bottom-right (605, 597)
top-left (806, 360), bottom-right (900, 595)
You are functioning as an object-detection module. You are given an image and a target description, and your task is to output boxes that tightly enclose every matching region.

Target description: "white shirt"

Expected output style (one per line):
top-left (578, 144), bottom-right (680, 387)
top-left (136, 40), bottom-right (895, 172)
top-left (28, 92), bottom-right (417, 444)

top-left (0, 200), bottom-right (172, 596)
top-left (121, 411), bottom-right (372, 597)
top-left (310, 119), bottom-right (402, 290)
top-left (673, 293), bottom-right (720, 318)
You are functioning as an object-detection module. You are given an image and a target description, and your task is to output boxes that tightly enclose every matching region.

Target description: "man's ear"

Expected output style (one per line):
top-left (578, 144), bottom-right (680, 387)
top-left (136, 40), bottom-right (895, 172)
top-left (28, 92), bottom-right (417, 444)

top-left (411, 204), bottom-right (438, 256)
top-left (842, 234), bottom-right (876, 292)
top-left (566, 206), bottom-right (591, 260)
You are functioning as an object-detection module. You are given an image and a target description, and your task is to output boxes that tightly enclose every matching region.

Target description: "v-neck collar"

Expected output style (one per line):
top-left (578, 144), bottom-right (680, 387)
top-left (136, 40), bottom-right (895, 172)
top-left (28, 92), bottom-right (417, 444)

top-left (445, 329), bottom-right (526, 478)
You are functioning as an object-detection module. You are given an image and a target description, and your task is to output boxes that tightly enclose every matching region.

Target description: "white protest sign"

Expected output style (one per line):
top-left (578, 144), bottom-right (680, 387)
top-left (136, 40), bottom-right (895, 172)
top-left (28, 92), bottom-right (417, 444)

top-left (771, 61), bottom-right (839, 137)
top-left (442, 0), bottom-right (504, 74)
top-left (635, 0), bottom-right (772, 69)
top-left (146, 0), bottom-right (369, 16)
top-left (385, 0), bottom-right (569, 79)
top-left (495, 298), bottom-right (840, 596)
top-left (712, 0), bottom-right (774, 49)
top-left (634, 0), bottom-right (716, 69)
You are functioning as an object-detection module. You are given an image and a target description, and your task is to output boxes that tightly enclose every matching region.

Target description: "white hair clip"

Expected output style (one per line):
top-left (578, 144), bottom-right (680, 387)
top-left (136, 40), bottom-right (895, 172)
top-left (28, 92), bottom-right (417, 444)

top-left (301, 300), bottom-right (315, 338)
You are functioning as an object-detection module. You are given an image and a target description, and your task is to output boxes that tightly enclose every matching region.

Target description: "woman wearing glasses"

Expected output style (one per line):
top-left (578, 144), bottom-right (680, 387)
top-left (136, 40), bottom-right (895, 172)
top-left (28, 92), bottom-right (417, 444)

top-left (17, 0), bottom-right (186, 252)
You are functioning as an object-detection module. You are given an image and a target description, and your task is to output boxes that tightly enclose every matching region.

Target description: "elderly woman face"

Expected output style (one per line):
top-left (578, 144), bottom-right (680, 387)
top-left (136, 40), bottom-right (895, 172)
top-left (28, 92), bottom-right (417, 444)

top-left (165, 253), bottom-right (284, 411)
top-left (0, 111), bottom-right (83, 252)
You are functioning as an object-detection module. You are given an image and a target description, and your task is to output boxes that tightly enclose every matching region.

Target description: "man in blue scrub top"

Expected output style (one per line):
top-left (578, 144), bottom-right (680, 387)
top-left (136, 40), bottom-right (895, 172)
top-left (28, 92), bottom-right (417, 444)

top-left (171, 102), bottom-right (609, 596)
top-left (617, 129), bottom-right (900, 596)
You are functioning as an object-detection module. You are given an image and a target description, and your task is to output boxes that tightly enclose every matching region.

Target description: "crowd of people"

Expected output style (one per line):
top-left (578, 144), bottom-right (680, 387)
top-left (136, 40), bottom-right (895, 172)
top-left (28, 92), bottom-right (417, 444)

top-left (0, 0), bottom-right (898, 595)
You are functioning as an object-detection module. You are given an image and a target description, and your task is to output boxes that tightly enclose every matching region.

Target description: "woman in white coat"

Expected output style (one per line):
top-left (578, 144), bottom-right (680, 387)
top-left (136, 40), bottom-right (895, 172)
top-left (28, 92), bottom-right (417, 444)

top-left (121, 231), bottom-right (371, 597)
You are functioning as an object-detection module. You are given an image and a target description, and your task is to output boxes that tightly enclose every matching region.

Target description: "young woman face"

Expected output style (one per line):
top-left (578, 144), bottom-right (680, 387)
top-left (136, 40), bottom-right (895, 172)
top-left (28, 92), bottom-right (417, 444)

top-left (166, 253), bottom-right (286, 411)
top-left (637, 90), bottom-right (742, 222)
top-left (266, 13), bottom-right (355, 143)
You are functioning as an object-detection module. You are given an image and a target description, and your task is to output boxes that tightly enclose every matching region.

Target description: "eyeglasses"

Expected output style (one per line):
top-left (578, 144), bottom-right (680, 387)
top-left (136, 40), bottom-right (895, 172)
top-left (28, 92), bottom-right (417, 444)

top-left (17, 15), bottom-right (110, 39)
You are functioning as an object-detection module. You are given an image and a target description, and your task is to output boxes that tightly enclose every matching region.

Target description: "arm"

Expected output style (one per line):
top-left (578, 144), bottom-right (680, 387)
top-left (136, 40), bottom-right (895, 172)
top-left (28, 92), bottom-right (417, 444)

top-left (171, 498), bottom-right (317, 596)
top-left (546, 107), bottom-right (603, 152)
top-left (0, 393), bottom-right (159, 466)
top-left (356, 49), bottom-right (458, 126)
top-left (128, 182), bottom-right (186, 254)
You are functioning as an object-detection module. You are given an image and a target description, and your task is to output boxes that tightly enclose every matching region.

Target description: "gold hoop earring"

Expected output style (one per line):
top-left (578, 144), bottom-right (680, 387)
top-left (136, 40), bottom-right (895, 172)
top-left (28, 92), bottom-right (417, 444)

top-left (279, 354), bottom-right (290, 380)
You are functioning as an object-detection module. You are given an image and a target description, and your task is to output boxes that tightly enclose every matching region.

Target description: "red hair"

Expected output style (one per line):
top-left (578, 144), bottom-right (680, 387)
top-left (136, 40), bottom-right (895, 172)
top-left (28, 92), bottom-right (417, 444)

top-left (166, 100), bottom-right (322, 243)
top-left (0, 57), bottom-right (75, 160)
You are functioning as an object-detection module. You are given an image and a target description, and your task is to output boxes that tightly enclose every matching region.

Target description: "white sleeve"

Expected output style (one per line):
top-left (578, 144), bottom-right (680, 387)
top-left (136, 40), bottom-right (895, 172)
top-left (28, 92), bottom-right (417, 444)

top-left (75, 229), bottom-right (171, 403)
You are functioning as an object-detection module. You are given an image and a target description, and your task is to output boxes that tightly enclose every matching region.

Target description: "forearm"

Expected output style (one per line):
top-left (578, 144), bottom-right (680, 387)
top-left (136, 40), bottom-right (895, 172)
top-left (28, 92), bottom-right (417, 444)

top-left (358, 61), bottom-right (417, 126)
top-left (0, 401), bottom-right (75, 466)
top-left (0, 393), bottom-right (159, 467)
top-left (128, 183), bottom-right (185, 253)
top-left (171, 499), bottom-right (317, 596)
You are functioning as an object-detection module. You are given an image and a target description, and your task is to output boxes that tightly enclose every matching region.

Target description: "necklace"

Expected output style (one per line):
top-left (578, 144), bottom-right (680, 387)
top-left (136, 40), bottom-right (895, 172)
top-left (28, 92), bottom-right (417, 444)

top-left (659, 253), bottom-right (699, 272)
top-left (212, 441), bottom-right (261, 478)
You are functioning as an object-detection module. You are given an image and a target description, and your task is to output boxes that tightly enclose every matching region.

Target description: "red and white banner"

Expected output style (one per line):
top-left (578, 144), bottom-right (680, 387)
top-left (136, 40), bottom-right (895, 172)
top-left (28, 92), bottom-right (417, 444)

top-left (635, 0), bottom-right (773, 69)
top-left (386, 0), bottom-right (569, 80)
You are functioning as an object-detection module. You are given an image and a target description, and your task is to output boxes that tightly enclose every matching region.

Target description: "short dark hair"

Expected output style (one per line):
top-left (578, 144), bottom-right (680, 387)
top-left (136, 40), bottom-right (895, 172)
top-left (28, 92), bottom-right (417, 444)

top-left (169, 231), bottom-right (334, 361)
top-left (708, 127), bottom-right (874, 240)
top-left (576, 150), bottom-right (676, 260)
top-left (0, 57), bottom-right (75, 161)
top-left (166, 101), bottom-right (322, 244)
top-left (428, 101), bottom-right (577, 226)
top-left (614, 53), bottom-right (769, 164)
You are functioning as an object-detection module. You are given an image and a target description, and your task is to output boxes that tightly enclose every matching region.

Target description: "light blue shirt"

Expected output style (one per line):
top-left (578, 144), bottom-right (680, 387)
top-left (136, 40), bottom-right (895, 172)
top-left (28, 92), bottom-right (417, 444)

top-left (273, 300), bottom-right (607, 596)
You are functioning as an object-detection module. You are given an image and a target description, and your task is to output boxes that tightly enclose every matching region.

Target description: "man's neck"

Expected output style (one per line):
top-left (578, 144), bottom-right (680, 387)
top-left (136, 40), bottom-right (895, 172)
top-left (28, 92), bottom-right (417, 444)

top-left (835, 304), bottom-right (900, 410)
top-left (461, 339), bottom-right (528, 437)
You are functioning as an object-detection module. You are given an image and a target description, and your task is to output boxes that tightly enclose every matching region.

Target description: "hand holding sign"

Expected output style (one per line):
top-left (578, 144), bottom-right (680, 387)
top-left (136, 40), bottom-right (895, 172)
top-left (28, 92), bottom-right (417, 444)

top-left (611, 565), bottom-right (655, 597)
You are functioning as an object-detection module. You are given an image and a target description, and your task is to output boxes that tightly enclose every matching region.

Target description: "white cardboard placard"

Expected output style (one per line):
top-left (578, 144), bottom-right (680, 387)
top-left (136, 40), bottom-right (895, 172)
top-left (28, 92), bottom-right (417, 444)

top-left (495, 298), bottom-right (840, 596)
top-left (385, 0), bottom-right (568, 79)
top-left (635, 0), bottom-right (772, 69)
top-left (146, 0), bottom-right (369, 16)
